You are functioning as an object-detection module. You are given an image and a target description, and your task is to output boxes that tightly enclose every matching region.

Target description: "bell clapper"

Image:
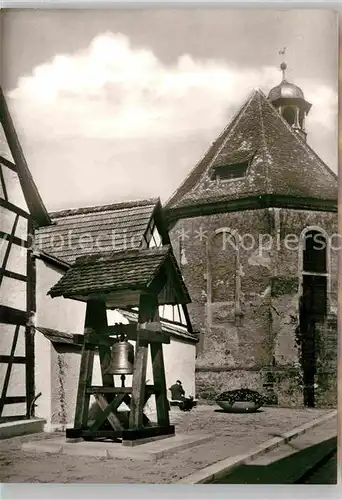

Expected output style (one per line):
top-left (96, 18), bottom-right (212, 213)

top-left (121, 374), bottom-right (126, 387)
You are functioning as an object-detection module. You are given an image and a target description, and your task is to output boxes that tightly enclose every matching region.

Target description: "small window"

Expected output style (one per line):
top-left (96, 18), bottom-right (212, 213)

top-left (211, 162), bottom-right (249, 181)
top-left (144, 221), bottom-right (162, 248)
top-left (303, 230), bottom-right (327, 274)
top-left (282, 106), bottom-right (296, 127)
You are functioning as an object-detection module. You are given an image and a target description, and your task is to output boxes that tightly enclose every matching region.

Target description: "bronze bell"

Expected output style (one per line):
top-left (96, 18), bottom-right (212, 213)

top-left (104, 337), bottom-right (134, 375)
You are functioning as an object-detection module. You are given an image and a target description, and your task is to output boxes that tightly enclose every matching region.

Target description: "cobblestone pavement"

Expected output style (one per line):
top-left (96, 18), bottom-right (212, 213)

top-left (0, 406), bottom-right (332, 484)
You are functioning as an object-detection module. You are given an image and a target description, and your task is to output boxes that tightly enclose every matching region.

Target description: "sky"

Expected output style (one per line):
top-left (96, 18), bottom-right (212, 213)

top-left (1, 9), bottom-right (338, 212)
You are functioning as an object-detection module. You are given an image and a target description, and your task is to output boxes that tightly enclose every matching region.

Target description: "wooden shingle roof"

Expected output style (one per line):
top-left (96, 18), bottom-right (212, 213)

top-left (165, 89), bottom-right (337, 215)
top-left (48, 246), bottom-right (191, 305)
top-left (35, 198), bottom-right (162, 265)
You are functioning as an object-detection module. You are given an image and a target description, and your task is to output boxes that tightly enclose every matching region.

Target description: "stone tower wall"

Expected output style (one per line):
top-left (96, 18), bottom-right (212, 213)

top-left (169, 207), bottom-right (338, 407)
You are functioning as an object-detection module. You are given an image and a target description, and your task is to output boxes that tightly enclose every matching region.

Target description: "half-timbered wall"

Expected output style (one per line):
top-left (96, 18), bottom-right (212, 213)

top-left (0, 124), bottom-right (34, 422)
top-left (144, 219), bottom-right (189, 329)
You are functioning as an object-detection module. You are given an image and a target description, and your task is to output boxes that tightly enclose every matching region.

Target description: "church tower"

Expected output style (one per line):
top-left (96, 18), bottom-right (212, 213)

top-left (268, 62), bottom-right (311, 140)
top-left (165, 67), bottom-right (338, 410)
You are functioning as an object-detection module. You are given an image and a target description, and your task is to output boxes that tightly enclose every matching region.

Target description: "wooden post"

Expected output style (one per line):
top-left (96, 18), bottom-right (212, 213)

top-left (150, 342), bottom-right (170, 427)
top-left (88, 300), bottom-right (114, 390)
top-left (73, 301), bottom-right (101, 428)
top-left (129, 293), bottom-right (158, 429)
top-left (25, 220), bottom-right (36, 418)
top-left (74, 344), bottom-right (94, 429)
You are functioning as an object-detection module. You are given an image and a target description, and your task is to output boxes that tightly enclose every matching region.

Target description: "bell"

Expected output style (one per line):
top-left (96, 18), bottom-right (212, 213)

top-left (103, 337), bottom-right (134, 375)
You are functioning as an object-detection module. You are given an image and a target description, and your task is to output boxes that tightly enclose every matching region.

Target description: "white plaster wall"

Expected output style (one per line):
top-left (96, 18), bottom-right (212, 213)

top-left (164, 339), bottom-right (196, 399)
top-left (50, 348), bottom-right (102, 430)
top-left (35, 259), bottom-right (87, 430)
top-left (35, 259), bottom-right (85, 333)
top-left (34, 333), bottom-right (52, 426)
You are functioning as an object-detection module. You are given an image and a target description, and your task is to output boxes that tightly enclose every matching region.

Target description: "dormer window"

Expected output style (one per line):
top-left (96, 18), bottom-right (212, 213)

top-left (210, 161), bottom-right (249, 182)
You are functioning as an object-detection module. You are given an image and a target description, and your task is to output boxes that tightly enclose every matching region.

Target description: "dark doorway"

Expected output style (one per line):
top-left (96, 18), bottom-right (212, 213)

top-left (299, 230), bottom-right (328, 408)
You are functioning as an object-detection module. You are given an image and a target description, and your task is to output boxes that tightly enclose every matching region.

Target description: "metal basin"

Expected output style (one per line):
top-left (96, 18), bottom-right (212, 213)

top-left (216, 400), bottom-right (262, 413)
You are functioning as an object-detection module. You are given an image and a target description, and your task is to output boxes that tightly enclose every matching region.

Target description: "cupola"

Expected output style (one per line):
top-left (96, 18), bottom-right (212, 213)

top-left (268, 62), bottom-right (311, 140)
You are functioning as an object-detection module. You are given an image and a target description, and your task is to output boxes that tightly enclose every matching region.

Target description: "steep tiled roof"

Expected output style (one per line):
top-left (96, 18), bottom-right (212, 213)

top-left (48, 246), bottom-right (191, 304)
top-left (166, 89), bottom-right (337, 211)
top-left (34, 198), bottom-right (159, 265)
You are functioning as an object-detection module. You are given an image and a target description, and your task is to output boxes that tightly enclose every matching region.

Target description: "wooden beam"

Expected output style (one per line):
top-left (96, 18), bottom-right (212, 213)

top-left (149, 303), bottom-right (170, 428)
top-left (0, 214), bottom-right (19, 288)
top-left (93, 324), bottom-right (171, 343)
top-left (139, 329), bottom-right (170, 344)
top-left (0, 305), bottom-right (27, 325)
top-left (0, 355), bottom-right (26, 364)
top-left (74, 347), bottom-right (94, 429)
top-left (150, 343), bottom-right (170, 427)
top-left (107, 324), bottom-right (137, 336)
top-left (0, 324), bottom-right (20, 415)
top-left (66, 428), bottom-right (124, 440)
top-left (1, 269), bottom-right (27, 282)
top-left (3, 396), bottom-right (26, 404)
top-left (0, 155), bottom-right (17, 172)
top-left (109, 323), bottom-right (171, 343)
top-left (0, 231), bottom-right (27, 248)
top-left (86, 385), bottom-right (156, 394)
top-left (26, 219), bottom-right (36, 418)
top-left (122, 425), bottom-right (175, 442)
top-left (86, 300), bottom-right (115, 391)
top-left (0, 164), bottom-right (8, 201)
top-left (0, 198), bottom-right (29, 219)
top-left (105, 290), bottom-right (141, 309)
top-left (129, 293), bottom-right (157, 429)
top-left (0, 415), bottom-right (27, 423)
top-left (0, 88), bottom-right (51, 226)
top-left (90, 393), bottom-right (125, 431)
top-left (73, 303), bottom-right (96, 429)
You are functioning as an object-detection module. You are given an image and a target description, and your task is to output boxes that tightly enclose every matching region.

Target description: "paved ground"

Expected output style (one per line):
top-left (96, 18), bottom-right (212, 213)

top-left (0, 406), bottom-right (332, 484)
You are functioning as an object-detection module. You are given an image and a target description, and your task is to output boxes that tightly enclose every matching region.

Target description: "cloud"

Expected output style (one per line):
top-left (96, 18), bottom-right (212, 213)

top-left (9, 32), bottom-right (336, 141)
top-left (6, 32), bottom-right (337, 210)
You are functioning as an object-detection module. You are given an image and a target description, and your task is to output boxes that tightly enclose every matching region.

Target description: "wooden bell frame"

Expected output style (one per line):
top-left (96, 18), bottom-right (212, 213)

top-left (66, 292), bottom-right (174, 444)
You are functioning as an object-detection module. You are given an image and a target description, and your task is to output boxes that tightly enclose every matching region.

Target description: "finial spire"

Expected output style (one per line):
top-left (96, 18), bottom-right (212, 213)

top-left (280, 61), bottom-right (287, 80)
top-left (278, 47), bottom-right (287, 80)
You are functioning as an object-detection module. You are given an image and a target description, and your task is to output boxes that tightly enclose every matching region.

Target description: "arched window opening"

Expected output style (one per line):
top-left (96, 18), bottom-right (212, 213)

top-left (282, 106), bottom-right (296, 127)
top-left (298, 109), bottom-right (305, 129)
top-left (299, 228), bottom-right (329, 409)
top-left (301, 229), bottom-right (328, 322)
top-left (210, 232), bottom-right (236, 303)
top-left (303, 230), bottom-right (326, 274)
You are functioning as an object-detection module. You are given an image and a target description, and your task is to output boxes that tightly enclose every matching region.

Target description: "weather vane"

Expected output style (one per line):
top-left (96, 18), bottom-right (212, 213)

top-left (278, 47), bottom-right (287, 79)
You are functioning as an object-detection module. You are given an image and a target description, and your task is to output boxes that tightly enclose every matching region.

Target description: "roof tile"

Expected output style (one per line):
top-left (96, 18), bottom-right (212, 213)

top-left (48, 246), bottom-right (190, 304)
top-left (35, 199), bottom-right (159, 264)
top-left (166, 90), bottom-right (337, 210)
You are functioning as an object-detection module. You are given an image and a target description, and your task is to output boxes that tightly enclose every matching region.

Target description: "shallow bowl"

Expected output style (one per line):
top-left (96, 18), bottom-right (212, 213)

top-left (216, 400), bottom-right (262, 413)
